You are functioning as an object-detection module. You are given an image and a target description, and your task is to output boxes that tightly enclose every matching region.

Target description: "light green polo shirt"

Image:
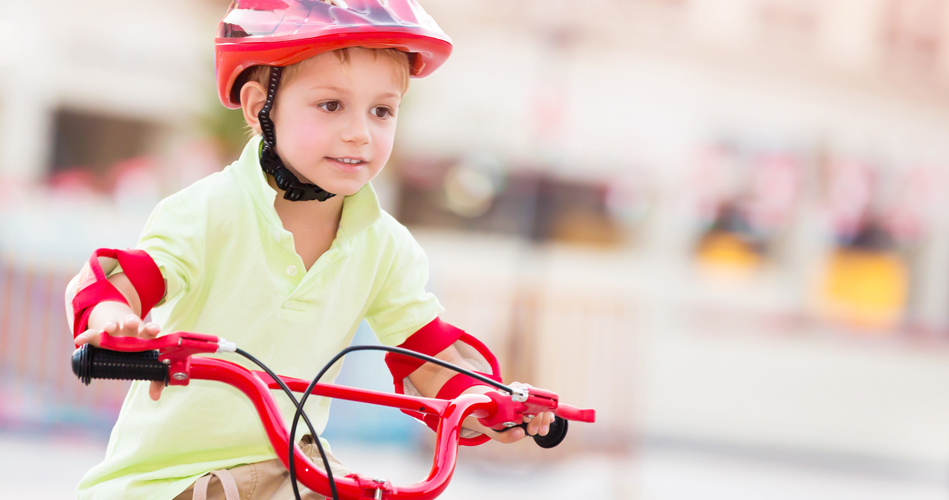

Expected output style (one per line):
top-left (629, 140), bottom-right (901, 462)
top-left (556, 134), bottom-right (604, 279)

top-left (77, 136), bottom-right (444, 500)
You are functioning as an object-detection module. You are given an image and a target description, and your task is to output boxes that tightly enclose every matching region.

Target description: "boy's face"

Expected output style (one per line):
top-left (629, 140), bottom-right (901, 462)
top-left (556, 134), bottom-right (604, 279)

top-left (268, 50), bottom-right (404, 196)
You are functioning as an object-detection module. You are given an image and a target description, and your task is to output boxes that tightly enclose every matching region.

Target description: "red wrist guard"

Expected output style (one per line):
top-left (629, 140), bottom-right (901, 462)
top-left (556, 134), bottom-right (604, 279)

top-left (71, 248), bottom-right (164, 340)
top-left (384, 317), bottom-right (501, 446)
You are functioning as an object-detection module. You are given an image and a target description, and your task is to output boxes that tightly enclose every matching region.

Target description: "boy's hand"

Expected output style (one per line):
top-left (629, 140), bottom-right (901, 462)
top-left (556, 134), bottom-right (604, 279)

top-left (461, 382), bottom-right (557, 444)
top-left (74, 305), bottom-right (165, 401)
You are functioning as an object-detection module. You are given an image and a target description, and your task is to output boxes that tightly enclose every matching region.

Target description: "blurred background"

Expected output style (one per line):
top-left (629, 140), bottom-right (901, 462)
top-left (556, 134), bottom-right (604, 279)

top-left (3, 0), bottom-right (949, 498)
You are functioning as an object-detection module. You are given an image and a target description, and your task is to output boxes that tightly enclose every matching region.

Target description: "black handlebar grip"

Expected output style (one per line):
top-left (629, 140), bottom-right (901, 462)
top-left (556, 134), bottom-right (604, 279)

top-left (72, 344), bottom-right (169, 386)
top-left (503, 416), bottom-right (569, 448)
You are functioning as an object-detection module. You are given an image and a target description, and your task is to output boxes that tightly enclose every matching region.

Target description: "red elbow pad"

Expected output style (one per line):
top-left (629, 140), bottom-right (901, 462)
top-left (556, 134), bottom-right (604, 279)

top-left (71, 248), bottom-right (164, 339)
top-left (384, 317), bottom-right (501, 446)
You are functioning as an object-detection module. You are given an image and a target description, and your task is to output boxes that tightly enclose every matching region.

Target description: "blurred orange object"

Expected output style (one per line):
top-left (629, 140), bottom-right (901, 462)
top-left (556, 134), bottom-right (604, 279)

top-left (696, 231), bottom-right (762, 272)
top-left (819, 249), bottom-right (908, 331)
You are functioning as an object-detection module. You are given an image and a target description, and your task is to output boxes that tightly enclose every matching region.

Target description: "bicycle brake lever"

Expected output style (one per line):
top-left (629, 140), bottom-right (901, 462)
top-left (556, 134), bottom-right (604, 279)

top-left (478, 383), bottom-right (596, 438)
top-left (98, 331), bottom-right (221, 352)
top-left (477, 387), bottom-right (559, 429)
top-left (98, 331), bottom-right (227, 386)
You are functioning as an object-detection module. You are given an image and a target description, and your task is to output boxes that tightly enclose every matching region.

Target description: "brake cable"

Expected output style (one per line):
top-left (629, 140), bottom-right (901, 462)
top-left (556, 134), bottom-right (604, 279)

top-left (285, 345), bottom-right (515, 500)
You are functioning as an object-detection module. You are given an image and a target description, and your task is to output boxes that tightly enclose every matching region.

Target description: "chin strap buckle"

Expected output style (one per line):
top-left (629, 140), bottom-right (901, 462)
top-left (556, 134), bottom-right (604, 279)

top-left (258, 141), bottom-right (336, 202)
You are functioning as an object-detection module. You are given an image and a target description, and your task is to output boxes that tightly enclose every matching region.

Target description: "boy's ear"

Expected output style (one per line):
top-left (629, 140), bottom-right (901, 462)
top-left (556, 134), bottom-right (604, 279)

top-left (240, 81), bottom-right (267, 136)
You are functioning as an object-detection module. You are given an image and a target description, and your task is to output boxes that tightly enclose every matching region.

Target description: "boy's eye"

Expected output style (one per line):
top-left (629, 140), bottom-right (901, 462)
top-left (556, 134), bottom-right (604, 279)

top-left (318, 101), bottom-right (341, 112)
top-left (371, 106), bottom-right (393, 119)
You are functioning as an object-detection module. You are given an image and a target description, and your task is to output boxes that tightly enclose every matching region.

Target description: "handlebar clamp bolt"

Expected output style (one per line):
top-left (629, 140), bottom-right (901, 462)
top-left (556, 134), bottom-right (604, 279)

top-left (502, 421), bottom-right (518, 428)
top-left (172, 372), bottom-right (188, 381)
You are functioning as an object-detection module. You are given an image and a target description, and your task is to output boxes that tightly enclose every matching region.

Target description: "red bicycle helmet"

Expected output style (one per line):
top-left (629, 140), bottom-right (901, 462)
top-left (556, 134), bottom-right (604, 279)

top-left (215, 0), bottom-right (453, 109)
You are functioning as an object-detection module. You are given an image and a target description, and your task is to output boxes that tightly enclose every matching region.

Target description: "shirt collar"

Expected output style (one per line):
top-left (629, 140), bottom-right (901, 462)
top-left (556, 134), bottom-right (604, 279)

top-left (233, 135), bottom-right (382, 241)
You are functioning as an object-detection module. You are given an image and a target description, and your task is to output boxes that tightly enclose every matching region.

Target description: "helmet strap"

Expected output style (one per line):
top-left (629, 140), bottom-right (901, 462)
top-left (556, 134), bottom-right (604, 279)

top-left (257, 66), bottom-right (336, 202)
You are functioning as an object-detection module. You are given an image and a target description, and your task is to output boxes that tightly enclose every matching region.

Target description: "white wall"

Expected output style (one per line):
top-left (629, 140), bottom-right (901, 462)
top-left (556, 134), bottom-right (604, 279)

top-left (0, 0), bottom-right (217, 181)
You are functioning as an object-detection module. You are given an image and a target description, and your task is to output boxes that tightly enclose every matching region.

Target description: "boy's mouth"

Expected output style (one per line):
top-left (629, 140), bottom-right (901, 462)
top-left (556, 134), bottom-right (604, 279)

top-left (328, 157), bottom-right (367, 165)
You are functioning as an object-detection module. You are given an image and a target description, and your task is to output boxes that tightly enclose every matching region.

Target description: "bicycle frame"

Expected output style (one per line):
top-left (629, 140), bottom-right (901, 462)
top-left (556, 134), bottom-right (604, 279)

top-left (78, 332), bottom-right (596, 500)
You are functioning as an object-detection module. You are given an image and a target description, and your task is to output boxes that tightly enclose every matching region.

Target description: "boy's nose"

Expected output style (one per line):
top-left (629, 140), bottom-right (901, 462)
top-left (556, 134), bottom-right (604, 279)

top-left (341, 114), bottom-right (371, 145)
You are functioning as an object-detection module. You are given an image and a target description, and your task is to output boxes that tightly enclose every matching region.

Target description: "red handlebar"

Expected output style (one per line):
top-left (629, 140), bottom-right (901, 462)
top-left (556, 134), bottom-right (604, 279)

top-left (89, 332), bottom-right (596, 499)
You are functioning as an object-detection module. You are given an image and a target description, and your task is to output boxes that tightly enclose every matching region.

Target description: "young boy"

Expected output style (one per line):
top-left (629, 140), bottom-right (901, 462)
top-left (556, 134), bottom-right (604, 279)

top-left (65, 1), bottom-right (555, 499)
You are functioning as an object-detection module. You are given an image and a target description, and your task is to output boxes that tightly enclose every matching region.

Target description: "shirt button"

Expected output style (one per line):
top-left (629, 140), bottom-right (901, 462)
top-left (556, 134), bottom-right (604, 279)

top-left (286, 265), bottom-right (298, 277)
top-left (273, 230), bottom-right (282, 242)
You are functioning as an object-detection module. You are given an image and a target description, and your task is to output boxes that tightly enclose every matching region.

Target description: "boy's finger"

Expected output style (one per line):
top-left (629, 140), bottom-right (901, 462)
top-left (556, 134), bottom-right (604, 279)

top-left (74, 330), bottom-right (101, 347)
top-left (524, 412), bottom-right (549, 436)
top-left (149, 381), bottom-right (164, 401)
top-left (137, 320), bottom-right (158, 337)
top-left (525, 418), bottom-right (538, 435)
top-left (540, 412), bottom-right (555, 435)
top-left (124, 315), bottom-right (141, 330)
top-left (142, 323), bottom-right (161, 338)
top-left (492, 427), bottom-right (525, 444)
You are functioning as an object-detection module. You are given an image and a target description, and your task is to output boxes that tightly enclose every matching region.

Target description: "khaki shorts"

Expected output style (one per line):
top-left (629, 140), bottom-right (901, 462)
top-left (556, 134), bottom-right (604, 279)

top-left (173, 436), bottom-right (351, 500)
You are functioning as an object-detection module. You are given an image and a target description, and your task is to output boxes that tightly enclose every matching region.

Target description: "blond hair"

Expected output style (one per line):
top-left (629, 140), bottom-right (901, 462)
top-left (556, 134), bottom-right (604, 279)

top-left (243, 47), bottom-right (411, 101)
top-left (241, 47), bottom-right (410, 136)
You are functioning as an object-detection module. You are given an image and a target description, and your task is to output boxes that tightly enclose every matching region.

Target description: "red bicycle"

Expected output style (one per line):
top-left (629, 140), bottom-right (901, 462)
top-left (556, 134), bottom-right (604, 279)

top-left (71, 331), bottom-right (596, 500)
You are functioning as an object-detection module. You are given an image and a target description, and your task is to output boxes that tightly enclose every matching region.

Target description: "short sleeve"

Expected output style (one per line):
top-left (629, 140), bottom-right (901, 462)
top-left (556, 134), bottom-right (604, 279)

top-left (365, 232), bottom-right (445, 346)
top-left (137, 196), bottom-right (204, 306)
